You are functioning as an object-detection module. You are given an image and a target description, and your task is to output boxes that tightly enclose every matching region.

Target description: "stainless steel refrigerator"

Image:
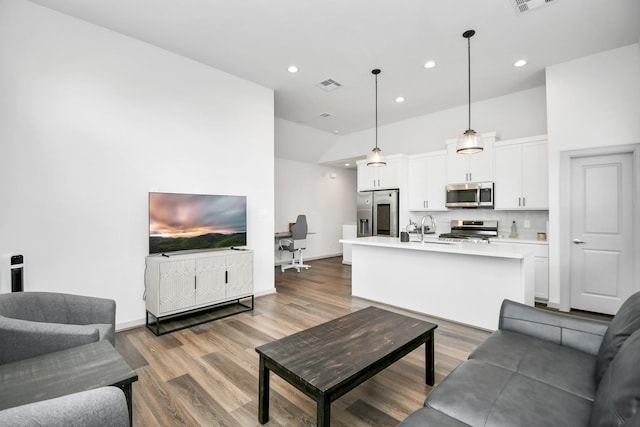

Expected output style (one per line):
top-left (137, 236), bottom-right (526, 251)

top-left (357, 189), bottom-right (400, 237)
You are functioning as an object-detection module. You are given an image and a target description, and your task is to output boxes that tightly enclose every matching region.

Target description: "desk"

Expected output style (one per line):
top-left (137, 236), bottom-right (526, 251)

top-left (0, 340), bottom-right (138, 425)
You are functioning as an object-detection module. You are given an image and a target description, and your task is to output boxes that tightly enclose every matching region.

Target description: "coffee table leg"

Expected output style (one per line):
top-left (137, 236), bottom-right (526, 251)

top-left (258, 356), bottom-right (270, 424)
top-left (316, 394), bottom-right (330, 427)
top-left (425, 331), bottom-right (435, 386)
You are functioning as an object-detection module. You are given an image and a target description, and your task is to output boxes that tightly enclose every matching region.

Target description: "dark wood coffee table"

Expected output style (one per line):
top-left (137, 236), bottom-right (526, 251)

top-left (255, 306), bottom-right (437, 426)
top-left (0, 340), bottom-right (138, 425)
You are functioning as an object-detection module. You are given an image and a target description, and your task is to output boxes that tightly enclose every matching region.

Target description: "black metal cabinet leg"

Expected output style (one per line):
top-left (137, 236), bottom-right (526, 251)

top-left (258, 357), bottom-right (270, 424)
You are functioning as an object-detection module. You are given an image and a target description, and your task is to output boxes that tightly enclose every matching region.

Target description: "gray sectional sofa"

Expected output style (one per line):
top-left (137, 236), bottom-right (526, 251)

top-left (399, 291), bottom-right (640, 427)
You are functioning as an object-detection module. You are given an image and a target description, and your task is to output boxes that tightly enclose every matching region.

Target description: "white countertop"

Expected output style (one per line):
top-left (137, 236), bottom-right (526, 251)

top-left (490, 236), bottom-right (548, 245)
top-left (340, 236), bottom-right (535, 259)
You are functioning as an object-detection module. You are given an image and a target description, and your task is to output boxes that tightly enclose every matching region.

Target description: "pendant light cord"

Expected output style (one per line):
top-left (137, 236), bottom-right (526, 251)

top-left (467, 35), bottom-right (471, 130)
top-left (375, 72), bottom-right (378, 149)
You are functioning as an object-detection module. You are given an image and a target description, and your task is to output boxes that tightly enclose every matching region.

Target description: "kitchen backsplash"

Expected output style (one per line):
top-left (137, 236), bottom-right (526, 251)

top-left (407, 210), bottom-right (549, 241)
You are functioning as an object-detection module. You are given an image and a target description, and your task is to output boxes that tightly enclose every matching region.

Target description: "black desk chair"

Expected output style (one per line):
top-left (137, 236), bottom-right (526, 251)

top-left (279, 215), bottom-right (311, 272)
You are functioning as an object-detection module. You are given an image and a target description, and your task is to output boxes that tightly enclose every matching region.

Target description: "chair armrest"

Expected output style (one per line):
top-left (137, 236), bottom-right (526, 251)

top-left (499, 299), bottom-right (610, 355)
top-left (0, 316), bottom-right (99, 365)
top-left (0, 387), bottom-right (129, 427)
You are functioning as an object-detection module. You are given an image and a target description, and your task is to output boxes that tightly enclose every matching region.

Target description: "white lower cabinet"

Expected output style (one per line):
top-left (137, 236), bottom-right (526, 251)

top-left (145, 249), bottom-right (253, 334)
top-left (490, 241), bottom-right (549, 301)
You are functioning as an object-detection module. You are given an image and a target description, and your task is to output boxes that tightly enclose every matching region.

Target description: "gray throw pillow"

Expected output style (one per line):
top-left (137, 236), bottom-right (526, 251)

top-left (595, 291), bottom-right (640, 385)
top-left (590, 329), bottom-right (640, 426)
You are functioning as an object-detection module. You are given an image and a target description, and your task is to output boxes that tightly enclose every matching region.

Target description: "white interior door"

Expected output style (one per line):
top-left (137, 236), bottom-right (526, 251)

top-left (569, 152), bottom-right (634, 314)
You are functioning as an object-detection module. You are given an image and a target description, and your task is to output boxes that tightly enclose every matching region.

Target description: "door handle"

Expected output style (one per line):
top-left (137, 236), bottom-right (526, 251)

top-left (572, 238), bottom-right (586, 245)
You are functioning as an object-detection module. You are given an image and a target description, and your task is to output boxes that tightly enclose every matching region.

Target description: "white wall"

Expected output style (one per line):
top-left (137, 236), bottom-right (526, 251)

top-left (0, 1), bottom-right (275, 328)
top-left (274, 158), bottom-right (357, 262)
top-left (275, 118), bottom-right (338, 164)
top-left (319, 86), bottom-right (547, 163)
top-left (546, 43), bottom-right (640, 308)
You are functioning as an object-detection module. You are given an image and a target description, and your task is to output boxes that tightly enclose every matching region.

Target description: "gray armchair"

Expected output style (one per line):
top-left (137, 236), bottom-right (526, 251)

top-left (0, 386), bottom-right (129, 427)
top-left (0, 292), bottom-right (116, 365)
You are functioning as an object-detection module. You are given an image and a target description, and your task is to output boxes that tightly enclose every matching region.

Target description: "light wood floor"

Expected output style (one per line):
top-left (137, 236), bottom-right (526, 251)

top-left (116, 257), bottom-right (491, 426)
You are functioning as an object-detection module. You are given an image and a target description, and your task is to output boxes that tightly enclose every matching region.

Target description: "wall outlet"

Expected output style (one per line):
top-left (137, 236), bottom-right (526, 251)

top-left (523, 220), bottom-right (531, 228)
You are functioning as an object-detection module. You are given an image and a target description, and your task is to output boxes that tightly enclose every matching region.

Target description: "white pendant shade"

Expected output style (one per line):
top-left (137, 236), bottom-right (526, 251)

top-left (457, 129), bottom-right (483, 154)
top-left (366, 146), bottom-right (386, 167)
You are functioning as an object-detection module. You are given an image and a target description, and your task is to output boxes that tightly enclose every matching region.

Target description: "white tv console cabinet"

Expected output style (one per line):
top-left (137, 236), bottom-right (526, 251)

top-left (144, 249), bottom-right (253, 335)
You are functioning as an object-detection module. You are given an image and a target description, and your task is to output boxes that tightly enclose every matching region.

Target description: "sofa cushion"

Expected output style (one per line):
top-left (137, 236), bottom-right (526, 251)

top-left (469, 330), bottom-right (597, 401)
top-left (425, 360), bottom-right (593, 427)
top-left (589, 329), bottom-right (640, 427)
top-left (397, 406), bottom-right (470, 427)
top-left (0, 316), bottom-right (100, 364)
top-left (595, 291), bottom-right (640, 385)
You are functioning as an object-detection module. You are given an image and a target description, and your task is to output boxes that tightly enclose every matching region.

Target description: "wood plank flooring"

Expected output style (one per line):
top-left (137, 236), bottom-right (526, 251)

top-left (115, 256), bottom-right (491, 426)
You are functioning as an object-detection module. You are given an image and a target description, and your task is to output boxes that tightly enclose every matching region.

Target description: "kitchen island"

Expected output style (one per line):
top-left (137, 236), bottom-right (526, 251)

top-left (339, 236), bottom-right (535, 330)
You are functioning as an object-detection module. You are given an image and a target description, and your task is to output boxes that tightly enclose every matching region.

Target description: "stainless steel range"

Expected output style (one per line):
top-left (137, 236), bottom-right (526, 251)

top-left (439, 220), bottom-right (498, 243)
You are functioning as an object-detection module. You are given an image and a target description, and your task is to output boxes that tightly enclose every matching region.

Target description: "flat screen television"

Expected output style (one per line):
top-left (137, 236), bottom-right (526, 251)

top-left (149, 192), bottom-right (247, 254)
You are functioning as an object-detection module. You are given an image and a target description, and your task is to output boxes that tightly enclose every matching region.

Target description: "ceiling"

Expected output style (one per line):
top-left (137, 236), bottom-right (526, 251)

top-left (28, 0), bottom-right (640, 136)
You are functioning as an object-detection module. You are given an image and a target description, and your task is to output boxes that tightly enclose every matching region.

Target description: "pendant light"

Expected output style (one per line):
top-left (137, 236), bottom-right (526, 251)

top-left (457, 30), bottom-right (483, 154)
top-left (366, 68), bottom-right (387, 167)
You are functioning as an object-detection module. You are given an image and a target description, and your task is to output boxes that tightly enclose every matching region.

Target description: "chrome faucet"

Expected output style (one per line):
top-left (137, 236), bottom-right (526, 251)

top-left (420, 215), bottom-right (436, 242)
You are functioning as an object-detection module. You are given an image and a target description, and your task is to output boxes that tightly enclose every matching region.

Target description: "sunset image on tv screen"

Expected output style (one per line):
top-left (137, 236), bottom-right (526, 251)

top-left (149, 192), bottom-right (247, 254)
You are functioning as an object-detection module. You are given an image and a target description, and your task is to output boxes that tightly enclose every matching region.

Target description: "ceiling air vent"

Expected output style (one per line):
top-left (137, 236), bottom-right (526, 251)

top-left (315, 78), bottom-right (342, 92)
top-left (510, 0), bottom-right (556, 15)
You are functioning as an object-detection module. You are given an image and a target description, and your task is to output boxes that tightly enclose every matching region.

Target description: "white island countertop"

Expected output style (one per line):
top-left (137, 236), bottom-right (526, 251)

top-left (341, 235), bottom-right (536, 331)
top-left (340, 236), bottom-right (536, 259)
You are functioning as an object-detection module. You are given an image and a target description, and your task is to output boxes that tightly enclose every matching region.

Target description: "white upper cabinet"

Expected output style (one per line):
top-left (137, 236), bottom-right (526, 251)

top-left (494, 136), bottom-right (548, 210)
top-left (357, 155), bottom-right (407, 191)
top-left (446, 132), bottom-right (496, 183)
top-left (408, 151), bottom-right (447, 211)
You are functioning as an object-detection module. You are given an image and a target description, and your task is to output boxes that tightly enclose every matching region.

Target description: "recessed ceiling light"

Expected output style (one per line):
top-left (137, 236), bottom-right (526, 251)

top-left (395, 97), bottom-right (405, 103)
top-left (424, 61), bottom-right (436, 69)
top-left (287, 65), bottom-right (299, 73)
top-left (345, 163), bottom-right (351, 167)
top-left (513, 59), bottom-right (527, 67)
top-left (333, 130), bottom-right (340, 134)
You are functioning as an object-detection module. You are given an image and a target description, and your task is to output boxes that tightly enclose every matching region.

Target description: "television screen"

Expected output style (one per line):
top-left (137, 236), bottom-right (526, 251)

top-left (149, 192), bottom-right (247, 254)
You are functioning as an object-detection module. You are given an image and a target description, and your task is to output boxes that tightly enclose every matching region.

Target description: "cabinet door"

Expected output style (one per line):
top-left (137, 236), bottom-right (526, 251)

top-left (408, 157), bottom-right (430, 210)
top-left (494, 144), bottom-right (522, 209)
top-left (424, 154), bottom-right (447, 210)
top-left (357, 163), bottom-right (378, 191)
top-left (446, 142), bottom-right (470, 183)
top-left (195, 256), bottom-right (226, 305)
top-left (158, 259), bottom-right (196, 314)
top-left (409, 154), bottom-right (447, 211)
top-left (226, 252), bottom-right (253, 298)
top-left (534, 256), bottom-right (549, 300)
top-left (447, 139), bottom-right (493, 183)
top-left (376, 159), bottom-right (399, 189)
top-left (521, 141), bottom-right (548, 209)
top-left (467, 147), bottom-right (493, 182)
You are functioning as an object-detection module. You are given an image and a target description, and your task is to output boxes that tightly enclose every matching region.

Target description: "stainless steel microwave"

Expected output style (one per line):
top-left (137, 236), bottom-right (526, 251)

top-left (445, 182), bottom-right (494, 208)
